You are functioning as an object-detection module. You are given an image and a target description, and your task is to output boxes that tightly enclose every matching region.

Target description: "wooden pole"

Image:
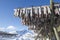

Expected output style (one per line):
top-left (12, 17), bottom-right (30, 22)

top-left (50, 0), bottom-right (60, 40)
top-left (35, 27), bottom-right (43, 40)
top-left (53, 27), bottom-right (60, 40)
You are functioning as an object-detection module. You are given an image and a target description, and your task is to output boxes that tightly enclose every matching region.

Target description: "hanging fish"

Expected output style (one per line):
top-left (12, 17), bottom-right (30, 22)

top-left (14, 9), bottom-right (19, 17)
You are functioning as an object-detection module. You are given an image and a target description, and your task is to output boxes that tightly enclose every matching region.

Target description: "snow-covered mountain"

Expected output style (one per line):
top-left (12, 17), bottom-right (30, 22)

top-left (0, 30), bottom-right (41, 40)
top-left (15, 30), bottom-right (36, 40)
top-left (16, 30), bottom-right (28, 36)
top-left (16, 30), bottom-right (33, 36)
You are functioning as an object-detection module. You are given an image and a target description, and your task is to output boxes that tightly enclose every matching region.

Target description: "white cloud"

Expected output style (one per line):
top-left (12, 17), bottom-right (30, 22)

top-left (9, 31), bottom-right (17, 34)
top-left (0, 26), bottom-right (18, 35)
top-left (0, 27), bottom-right (5, 31)
top-left (7, 26), bottom-right (16, 31)
top-left (0, 26), bottom-right (17, 32)
top-left (6, 26), bottom-right (18, 34)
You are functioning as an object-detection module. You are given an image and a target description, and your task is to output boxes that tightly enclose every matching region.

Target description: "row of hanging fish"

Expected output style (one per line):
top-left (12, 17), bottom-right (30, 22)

top-left (14, 4), bottom-right (60, 31)
top-left (14, 4), bottom-right (60, 17)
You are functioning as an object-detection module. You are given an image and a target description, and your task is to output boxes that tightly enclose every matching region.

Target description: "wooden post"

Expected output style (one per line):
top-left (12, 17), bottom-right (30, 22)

top-left (35, 27), bottom-right (43, 40)
top-left (50, 0), bottom-right (60, 40)
top-left (53, 27), bottom-right (60, 40)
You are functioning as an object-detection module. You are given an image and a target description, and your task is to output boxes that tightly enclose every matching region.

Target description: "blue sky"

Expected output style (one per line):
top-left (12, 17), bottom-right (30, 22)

top-left (0, 0), bottom-right (60, 31)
